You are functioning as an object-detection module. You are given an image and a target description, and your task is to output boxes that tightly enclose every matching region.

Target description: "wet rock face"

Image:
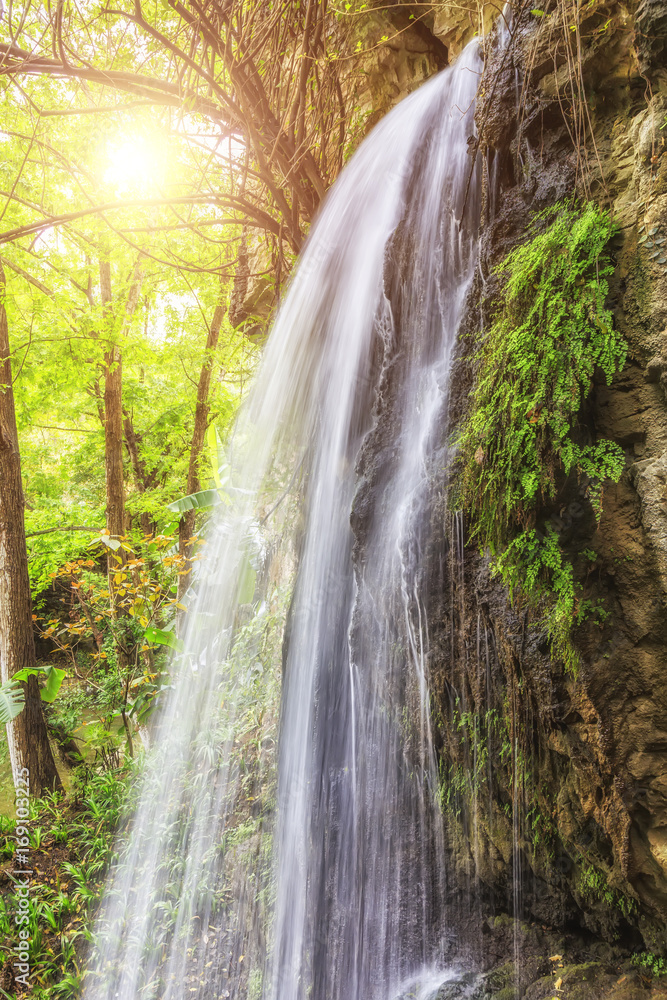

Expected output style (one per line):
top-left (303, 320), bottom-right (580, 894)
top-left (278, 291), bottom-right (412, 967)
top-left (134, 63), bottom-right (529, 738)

top-left (392, 917), bottom-right (667, 1000)
top-left (420, 0), bottom-right (667, 957)
top-left (317, 0), bottom-right (667, 963)
top-left (634, 0), bottom-right (667, 81)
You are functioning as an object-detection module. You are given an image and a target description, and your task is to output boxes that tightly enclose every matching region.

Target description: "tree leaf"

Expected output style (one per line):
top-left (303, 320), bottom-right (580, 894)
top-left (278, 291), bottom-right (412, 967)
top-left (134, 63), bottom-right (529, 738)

top-left (144, 626), bottom-right (184, 652)
top-left (96, 534), bottom-right (122, 550)
top-left (40, 666), bottom-right (66, 702)
top-left (0, 679), bottom-right (25, 723)
top-left (166, 489), bottom-right (221, 513)
top-left (12, 665), bottom-right (66, 702)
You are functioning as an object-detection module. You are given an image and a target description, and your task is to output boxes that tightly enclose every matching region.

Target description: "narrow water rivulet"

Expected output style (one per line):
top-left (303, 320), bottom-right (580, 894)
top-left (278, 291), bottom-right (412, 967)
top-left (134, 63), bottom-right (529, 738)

top-left (85, 40), bottom-right (483, 1000)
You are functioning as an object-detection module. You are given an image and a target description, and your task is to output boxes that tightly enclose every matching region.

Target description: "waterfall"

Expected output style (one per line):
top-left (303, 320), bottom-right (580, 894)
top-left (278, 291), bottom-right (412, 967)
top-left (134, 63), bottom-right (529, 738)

top-left (85, 40), bottom-right (482, 1000)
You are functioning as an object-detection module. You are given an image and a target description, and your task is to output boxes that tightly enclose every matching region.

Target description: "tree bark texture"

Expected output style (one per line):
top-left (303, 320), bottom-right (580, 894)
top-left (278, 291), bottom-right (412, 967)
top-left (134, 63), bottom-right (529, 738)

top-left (0, 263), bottom-right (62, 796)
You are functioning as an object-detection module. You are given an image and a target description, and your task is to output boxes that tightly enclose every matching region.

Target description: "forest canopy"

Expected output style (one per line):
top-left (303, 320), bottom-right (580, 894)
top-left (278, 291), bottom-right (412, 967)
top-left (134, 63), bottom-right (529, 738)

top-left (0, 0), bottom-right (367, 592)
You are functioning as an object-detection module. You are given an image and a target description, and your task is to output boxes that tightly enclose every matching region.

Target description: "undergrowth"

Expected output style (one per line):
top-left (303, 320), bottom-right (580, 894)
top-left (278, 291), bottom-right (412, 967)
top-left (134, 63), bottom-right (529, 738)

top-left (0, 764), bottom-right (138, 997)
top-left (459, 201), bottom-right (627, 671)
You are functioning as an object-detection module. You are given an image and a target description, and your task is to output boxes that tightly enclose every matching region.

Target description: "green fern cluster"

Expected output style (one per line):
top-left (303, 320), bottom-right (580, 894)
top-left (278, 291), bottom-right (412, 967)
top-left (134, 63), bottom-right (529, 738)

top-left (632, 952), bottom-right (667, 978)
top-left (460, 201), bottom-right (627, 669)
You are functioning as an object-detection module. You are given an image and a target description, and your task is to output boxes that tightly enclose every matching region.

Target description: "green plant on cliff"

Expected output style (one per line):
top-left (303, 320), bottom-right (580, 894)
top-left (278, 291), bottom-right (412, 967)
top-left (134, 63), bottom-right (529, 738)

top-left (632, 953), bottom-right (667, 978)
top-left (460, 202), bottom-right (626, 670)
top-left (578, 863), bottom-right (637, 921)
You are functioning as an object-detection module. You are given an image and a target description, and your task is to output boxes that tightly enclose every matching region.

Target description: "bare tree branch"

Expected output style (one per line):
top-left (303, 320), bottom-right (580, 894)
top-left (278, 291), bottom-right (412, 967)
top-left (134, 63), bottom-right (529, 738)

top-left (0, 194), bottom-right (282, 245)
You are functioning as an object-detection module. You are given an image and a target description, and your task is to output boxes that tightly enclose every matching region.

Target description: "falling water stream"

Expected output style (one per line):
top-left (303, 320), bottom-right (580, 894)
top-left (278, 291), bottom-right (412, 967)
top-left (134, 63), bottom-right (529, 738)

top-left (86, 40), bottom-right (483, 1000)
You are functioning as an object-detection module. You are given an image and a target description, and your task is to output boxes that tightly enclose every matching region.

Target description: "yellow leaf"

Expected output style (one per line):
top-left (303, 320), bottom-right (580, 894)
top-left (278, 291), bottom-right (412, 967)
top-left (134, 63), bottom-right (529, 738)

top-left (549, 956), bottom-right (563, 962)
top-left (554, 978), bottom-right (563, 991)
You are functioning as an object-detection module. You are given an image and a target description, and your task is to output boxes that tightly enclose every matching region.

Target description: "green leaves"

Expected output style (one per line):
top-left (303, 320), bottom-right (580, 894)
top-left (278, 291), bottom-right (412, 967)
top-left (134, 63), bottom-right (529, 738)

top-left (166, 488), bottom-right (221, 513)
top-left (0, 679), bottom-right (25, 723)
top-left (12, 665), bottom-right (66, 703)
top-left (460, 201), bottom-right (627, 670)
top-left (38, 666), bottom-right (66, 703)
top-left (144, 626), bottom-right (184, 652)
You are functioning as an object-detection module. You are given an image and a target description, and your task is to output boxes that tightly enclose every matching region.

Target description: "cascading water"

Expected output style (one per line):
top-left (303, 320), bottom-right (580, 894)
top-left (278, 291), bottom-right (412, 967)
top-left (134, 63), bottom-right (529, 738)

top-left (86, 40), bottom-right (482, 1000)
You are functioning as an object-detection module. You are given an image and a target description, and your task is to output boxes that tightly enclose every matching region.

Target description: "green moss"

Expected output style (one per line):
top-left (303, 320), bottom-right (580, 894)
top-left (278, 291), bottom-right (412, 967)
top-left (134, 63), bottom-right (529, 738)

top-left (578, 863), bottom-right (636, 919)
top-left (248, 968), bottom-right (264, 999)
top-left (632, 952), bottom-right (667, 978)
top-left (486, 958), bottom-right (517, 999)
top-left (459, 201), bottom-right (627, 671)
top-left (494, 988), bottom-right (518, 1000)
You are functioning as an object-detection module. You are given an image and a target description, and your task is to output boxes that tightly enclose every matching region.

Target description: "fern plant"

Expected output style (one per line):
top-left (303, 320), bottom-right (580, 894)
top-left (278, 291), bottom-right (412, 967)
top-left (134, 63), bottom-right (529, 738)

top-left (459, 201), bottom-right (627, 669)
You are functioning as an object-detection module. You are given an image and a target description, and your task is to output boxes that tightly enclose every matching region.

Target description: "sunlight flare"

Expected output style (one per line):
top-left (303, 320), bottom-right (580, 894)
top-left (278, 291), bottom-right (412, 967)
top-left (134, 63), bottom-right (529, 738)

top-left (104, 134), bottom-right (167, 193)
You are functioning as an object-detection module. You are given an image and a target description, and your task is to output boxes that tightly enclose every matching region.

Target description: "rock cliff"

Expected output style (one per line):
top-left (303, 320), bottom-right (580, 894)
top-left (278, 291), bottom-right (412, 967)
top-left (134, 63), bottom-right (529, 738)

top-left (349, 0), bottom-right (667, 969)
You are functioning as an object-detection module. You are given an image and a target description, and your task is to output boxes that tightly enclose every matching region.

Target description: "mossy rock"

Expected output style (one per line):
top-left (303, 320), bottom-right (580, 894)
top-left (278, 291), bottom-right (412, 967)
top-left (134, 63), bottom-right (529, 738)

top-left (485, 960), bottom-right (516, 992)
top-left (493, 988), bottom-right (518, 1000)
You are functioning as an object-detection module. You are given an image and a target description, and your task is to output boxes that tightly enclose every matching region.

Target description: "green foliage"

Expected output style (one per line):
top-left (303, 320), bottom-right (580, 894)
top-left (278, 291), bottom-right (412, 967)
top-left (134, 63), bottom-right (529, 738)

top-left (459, 201), bottom-right (627, 669)
top-left (0, 765), bottom-right (137, 997)
top-left (0, 82), bottom-right (260, 596)
top-left (0, 679), bottom-right (25, 723)
top-left (13, 665), bottom-right (66, 703)
top-left (166, 489), bottom-right (222, 514)
top-left (143, 626), bottom-right (183, 653)
top-left (23, 532), bottom-right (198, 758)
top-left (578, 863), bottom-right (637, 920)
top-left (632, 953), bottom-right (667, 978)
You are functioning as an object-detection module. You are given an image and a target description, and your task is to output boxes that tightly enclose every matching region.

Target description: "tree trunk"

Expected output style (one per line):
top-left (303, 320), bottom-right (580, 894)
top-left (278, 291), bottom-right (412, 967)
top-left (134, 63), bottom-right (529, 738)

top-left (99, 258), bottom-right (125, 563)
top-left (178, 290), bottom-right (227, 602)
top-left (123, 411), bottom-right (153, 537)
top-left (99, 256), bottom-right (134, 719)
top-left (0, 263), bottom-right (62, 796)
